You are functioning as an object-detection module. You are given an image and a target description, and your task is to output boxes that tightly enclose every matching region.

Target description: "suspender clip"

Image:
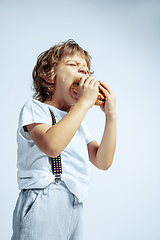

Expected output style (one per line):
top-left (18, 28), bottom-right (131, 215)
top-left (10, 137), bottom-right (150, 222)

top-left (54, 174), bottom-right (61, 185)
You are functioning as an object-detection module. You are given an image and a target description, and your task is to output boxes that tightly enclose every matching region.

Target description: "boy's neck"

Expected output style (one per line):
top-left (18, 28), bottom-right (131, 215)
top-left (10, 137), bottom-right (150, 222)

top-left (43, 98), bottom-right (72, 112)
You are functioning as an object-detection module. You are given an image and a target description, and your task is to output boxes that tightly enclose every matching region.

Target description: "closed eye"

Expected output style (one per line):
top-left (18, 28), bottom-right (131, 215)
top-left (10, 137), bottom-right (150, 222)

top-left (69, 63), bottom-right (77, 66)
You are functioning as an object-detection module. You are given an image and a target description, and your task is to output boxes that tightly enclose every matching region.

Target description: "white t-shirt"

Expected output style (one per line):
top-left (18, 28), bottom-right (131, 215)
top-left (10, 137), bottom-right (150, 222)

top-left (17, 99), bottom-right (95, 202)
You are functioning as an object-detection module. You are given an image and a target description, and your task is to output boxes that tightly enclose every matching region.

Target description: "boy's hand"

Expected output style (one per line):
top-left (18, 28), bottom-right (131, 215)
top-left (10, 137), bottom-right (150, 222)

top-left (99, 81), bottom-right (116, 117)
top-left (77, 76), bottom-right (99, 109)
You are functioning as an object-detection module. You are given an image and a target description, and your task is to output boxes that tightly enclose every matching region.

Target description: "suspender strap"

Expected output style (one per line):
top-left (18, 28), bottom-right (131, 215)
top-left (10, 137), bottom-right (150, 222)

top-left (49, 109), bottom-right (62, 185)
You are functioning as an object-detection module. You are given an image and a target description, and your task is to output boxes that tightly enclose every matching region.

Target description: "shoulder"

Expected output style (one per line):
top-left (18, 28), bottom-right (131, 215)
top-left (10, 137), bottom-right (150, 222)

top-left (20, 99), bottom-right (50, 116)
top-left (18, 99), bottom-right (52, 127)
top-left (21, 99), bottom-right (48, 112)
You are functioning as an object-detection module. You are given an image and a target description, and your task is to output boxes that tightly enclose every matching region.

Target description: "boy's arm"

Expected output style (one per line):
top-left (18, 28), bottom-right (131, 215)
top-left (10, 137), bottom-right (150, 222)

top-left (87, 81), bottom-right (117, 170)
top-left (88, 114), bottom-right (117, 170)
top-left (26, 77), bottom-right (99, 157)
top-left (27, 101), bottom-right (90, 157)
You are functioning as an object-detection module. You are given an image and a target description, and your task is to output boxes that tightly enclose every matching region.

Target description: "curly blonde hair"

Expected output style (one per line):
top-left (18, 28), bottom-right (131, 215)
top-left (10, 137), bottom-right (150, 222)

top-left (32, 39), bottom-right (92, 102)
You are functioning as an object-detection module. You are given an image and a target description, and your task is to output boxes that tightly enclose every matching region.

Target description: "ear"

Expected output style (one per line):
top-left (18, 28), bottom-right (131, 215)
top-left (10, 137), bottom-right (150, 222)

top-left (44, 78), bottom-right (55, 84)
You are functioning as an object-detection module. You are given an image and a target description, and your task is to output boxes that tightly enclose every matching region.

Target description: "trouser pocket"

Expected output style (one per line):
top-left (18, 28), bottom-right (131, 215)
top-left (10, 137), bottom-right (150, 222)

top-left (21, 189), bottom-right (41, 222)
top-left (11, 189), bottom-right (42, 240)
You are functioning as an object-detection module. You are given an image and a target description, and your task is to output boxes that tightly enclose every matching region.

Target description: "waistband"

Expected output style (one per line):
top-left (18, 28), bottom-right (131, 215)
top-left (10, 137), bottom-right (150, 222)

top-left (43, 181), bottom-right (69, 193)
top-left (43, 181), bottom-right (81, 207)
top-left (23, 181), bottom-right (81, 207)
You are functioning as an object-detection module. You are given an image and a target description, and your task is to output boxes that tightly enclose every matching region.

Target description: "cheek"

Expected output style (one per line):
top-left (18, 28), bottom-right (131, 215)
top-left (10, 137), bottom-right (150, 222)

top-left (56, 68), bottom-right (70, 82)
top-left (55, 73), bottom-right (70, 92)
top-left (55, 65), bottom-right (77, 89)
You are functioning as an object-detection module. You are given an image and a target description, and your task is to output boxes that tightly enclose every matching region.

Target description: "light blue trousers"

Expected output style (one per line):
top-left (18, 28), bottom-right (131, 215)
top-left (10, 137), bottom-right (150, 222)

top-left (11, 182), bottom-right (83, 240)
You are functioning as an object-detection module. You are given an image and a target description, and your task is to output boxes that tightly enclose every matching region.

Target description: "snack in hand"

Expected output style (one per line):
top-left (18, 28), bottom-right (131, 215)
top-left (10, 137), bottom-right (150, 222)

top-left (71, 77), bottom-right (105, 106)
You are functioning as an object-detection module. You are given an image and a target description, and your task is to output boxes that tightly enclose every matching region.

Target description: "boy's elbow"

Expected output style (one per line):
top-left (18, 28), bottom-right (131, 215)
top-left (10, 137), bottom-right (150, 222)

top-left (43, 141), bottom-right (61, 158)
top-left (98, 159), bottom-right (113, 171)
top-left (101, 163), bottom-right (112, 171)
top-left (48, 147), bottom-right (61, 158)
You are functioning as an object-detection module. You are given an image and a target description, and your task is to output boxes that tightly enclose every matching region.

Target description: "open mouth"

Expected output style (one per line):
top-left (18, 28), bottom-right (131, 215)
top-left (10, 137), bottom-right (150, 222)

top-left (70, 87), bottom-right (78, 99)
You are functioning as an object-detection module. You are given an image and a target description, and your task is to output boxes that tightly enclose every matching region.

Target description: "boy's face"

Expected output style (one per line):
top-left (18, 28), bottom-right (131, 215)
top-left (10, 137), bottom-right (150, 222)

top-left (53, 53), bottom-right (89, 110)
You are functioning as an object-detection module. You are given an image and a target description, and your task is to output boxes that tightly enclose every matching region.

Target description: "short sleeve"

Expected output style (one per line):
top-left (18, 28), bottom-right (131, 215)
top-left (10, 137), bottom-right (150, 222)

top-left (18, 99), bottom-right (52, 141)
top-left (81, 121), bottom-right (95, 144)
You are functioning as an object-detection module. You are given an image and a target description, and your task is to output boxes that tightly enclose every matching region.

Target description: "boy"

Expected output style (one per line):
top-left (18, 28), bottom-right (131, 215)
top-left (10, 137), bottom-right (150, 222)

top-left (11, 39), bottom-right (116, 240)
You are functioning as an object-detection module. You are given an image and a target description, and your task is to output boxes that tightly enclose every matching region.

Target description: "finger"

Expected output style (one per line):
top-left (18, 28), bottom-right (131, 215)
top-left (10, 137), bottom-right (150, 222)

top-left (94, 80), bottom-right (99, 87)
top-left (99, 81), bottom-right (114, 95)
top-left (86, 77), bottom-right (99, 87)
top-left (90, 78), bottom-right (99, 88)
top-left (84, 76), bottom-right (93, 86)
top-left (79, 76), bottom-right (88, 86)
top-left (79, 76), bottom-right (98, 89)
top-left (99, 84), bottom-right (110, 96)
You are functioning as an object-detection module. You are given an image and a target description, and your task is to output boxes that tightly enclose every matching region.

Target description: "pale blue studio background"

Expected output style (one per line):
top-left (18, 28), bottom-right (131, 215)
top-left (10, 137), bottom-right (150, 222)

top-left (0, 0), bottom-right (160, 239)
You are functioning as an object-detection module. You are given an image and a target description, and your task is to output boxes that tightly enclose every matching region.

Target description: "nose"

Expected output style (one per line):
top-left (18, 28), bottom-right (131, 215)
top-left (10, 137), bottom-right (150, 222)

top-left (78, 66), bottom-right (88, 76)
